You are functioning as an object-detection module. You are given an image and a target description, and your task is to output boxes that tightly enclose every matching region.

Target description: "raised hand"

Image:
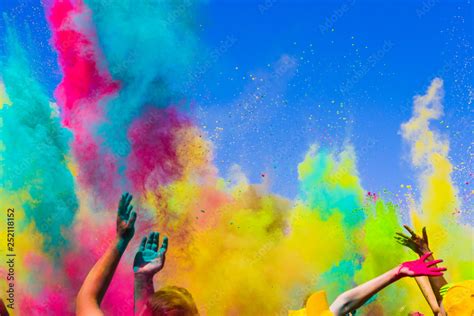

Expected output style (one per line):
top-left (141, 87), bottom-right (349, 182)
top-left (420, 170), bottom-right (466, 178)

top-left (397, 253), bottom-right (446, 278)
top-left (117, 192), bottom-right (137, 243)
top-left (439, 283), bottom-right (453, 297)
top-left (76, 193), bottom-right (138, 315)
top-left (133, 232), bottom-right (168, 276)
top-left (394, 225), bottom-right (430, 255)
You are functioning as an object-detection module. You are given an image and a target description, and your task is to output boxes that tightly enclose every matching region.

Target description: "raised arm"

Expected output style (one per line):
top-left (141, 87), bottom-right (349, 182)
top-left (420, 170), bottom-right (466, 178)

top-left (414, 276), bottom-right (441, 314)
top-left (133, 231), bottom-right (168, 315)
top-left (395, 225), bottom-right (448, 303)
top-left (329, 253), bottom-right (446, 316)
top-left (76, 193), bottom-right (137, 316)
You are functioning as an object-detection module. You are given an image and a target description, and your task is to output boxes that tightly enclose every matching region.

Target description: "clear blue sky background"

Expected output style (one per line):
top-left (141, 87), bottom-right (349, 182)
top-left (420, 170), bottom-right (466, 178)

top-left (1, 0), bottom-right (472, 204)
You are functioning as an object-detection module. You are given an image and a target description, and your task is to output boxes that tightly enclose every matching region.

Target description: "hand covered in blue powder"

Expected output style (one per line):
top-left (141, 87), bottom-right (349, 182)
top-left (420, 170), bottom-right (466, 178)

top-left (133, 232), bottom-right (168, 277)
top-left (116, 192), bottom-right (137, 244)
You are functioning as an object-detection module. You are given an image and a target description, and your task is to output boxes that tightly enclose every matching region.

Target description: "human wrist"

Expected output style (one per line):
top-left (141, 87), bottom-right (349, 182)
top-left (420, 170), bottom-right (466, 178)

top-left (418, 247), bottom-right (431, 256)
top-left (134, 271), bottom-right (154, 281)
top-left (394, 265), bottom-right (407, 280)
top-left (134, 273), bottom-right (154, 293)
top-left (115, 236), bottom-right (130, 253)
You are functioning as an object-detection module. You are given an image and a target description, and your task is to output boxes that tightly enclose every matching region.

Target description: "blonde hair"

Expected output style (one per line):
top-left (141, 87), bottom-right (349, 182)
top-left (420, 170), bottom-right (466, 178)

top-left (147, 286), bottom-right (199, 316)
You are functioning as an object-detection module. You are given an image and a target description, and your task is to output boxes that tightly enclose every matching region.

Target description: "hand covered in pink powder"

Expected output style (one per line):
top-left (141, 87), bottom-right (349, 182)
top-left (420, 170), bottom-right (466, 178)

top-left (397, 252), bottom-right (446, 278)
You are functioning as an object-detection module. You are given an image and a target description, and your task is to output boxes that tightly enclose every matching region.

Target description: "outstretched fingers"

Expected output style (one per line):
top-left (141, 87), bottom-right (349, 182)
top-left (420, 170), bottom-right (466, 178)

top-left (118, 194), bottom-right (126, 217)
top-left (145, 232), bottom-right (154, 250)
top-left (159, 236), bottom-right (169, 255)
top-left (119, 194), bottom-right (125, 207)
top-left (140, 232), bottom-right (168, 255)
top-left (124, 194), bottom-right (133, 216)
top-left (396, 232), bottom-right (410, 240)
top-left (139, 237), bottom-right (147, 252)
top-left (422, 227), bottom-right (428, 243)
top-left (126, 204), bottom-right (133, 217)
top-left (151, 232), bottom-right (159, 251)
top-left (118, 192), bottom-right (133, 218)
top-left (427, 272), bottom-right (443, 277)
top-left (403, 225), bottom-right (417, 237)
top-left (394, 236), bottom-right (408, 243)
top-left (426, 259), bottom-right (443, 267)
top-left (420, 252), bottom-right (432, 261)
top-left (125, 193), bottom-right (133, 206)
top-left (128, 211), bottom-right (137, 227)
top-left (395, 239), bottom-right (408, 247)
top-left (439, 284), bottom-right (452, 296)
top-left (394, 238), bottom-right (403, 245)
top-left (394, 236), bottom-right (414, 249)
top-left (427, 267), bottom-right (447, 276)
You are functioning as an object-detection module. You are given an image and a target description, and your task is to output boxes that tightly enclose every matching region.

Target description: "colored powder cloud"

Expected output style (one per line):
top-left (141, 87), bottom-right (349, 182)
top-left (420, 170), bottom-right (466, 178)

top-left (0, 27), bottom-right (79, 316)
top-left (0, 24), bottom-right (77, 253)
top-left (401, 78), bottom-right (473, 282)
top-left (48, 0), bottom-right (121, 208)
top-left (84, 0), bottom-right (201, 163)
top-left (0, 2), bottom-right (472, 315)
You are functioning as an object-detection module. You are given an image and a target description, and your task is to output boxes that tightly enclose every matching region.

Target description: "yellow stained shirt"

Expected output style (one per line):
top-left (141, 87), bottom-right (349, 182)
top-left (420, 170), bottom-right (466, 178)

top-left (288, 291), bottom-right (334, 316)
top-left (443, 280), bottom-right (474, 316)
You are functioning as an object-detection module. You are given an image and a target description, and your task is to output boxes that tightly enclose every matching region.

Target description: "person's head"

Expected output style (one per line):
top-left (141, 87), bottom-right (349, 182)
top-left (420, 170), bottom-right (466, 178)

top-left (440, 280), bottom-right (474, 316)
top-left (147, 286), bottom-right (199, 316)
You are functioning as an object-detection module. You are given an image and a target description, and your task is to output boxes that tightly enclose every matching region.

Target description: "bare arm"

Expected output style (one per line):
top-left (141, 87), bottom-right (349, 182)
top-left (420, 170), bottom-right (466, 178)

top-left (414, 276), bottom-right (440, 314)
top-left (76, 193), bottom-right (137, 316)
top-left (133, 232), bottom-right (168, 315)
top-left (330, 266), bottom-right (400, 316)
top-left (329, 254), bottom-right (446, 316)
top-left (134, 274), bottom-right (155, 316)
top-left (421, 252), bottom-right (447, 304)
top-left (76, 238), bottom-right (128, 316)
top-left (395, 225), bottom-right (448, 303)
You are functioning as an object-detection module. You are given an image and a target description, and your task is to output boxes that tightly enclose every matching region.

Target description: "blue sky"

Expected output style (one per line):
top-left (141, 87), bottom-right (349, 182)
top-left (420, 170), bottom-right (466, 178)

top-left (1, 0), bottom-right (472, 202)
top-left (193, 0), bottom-right (473, 200)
